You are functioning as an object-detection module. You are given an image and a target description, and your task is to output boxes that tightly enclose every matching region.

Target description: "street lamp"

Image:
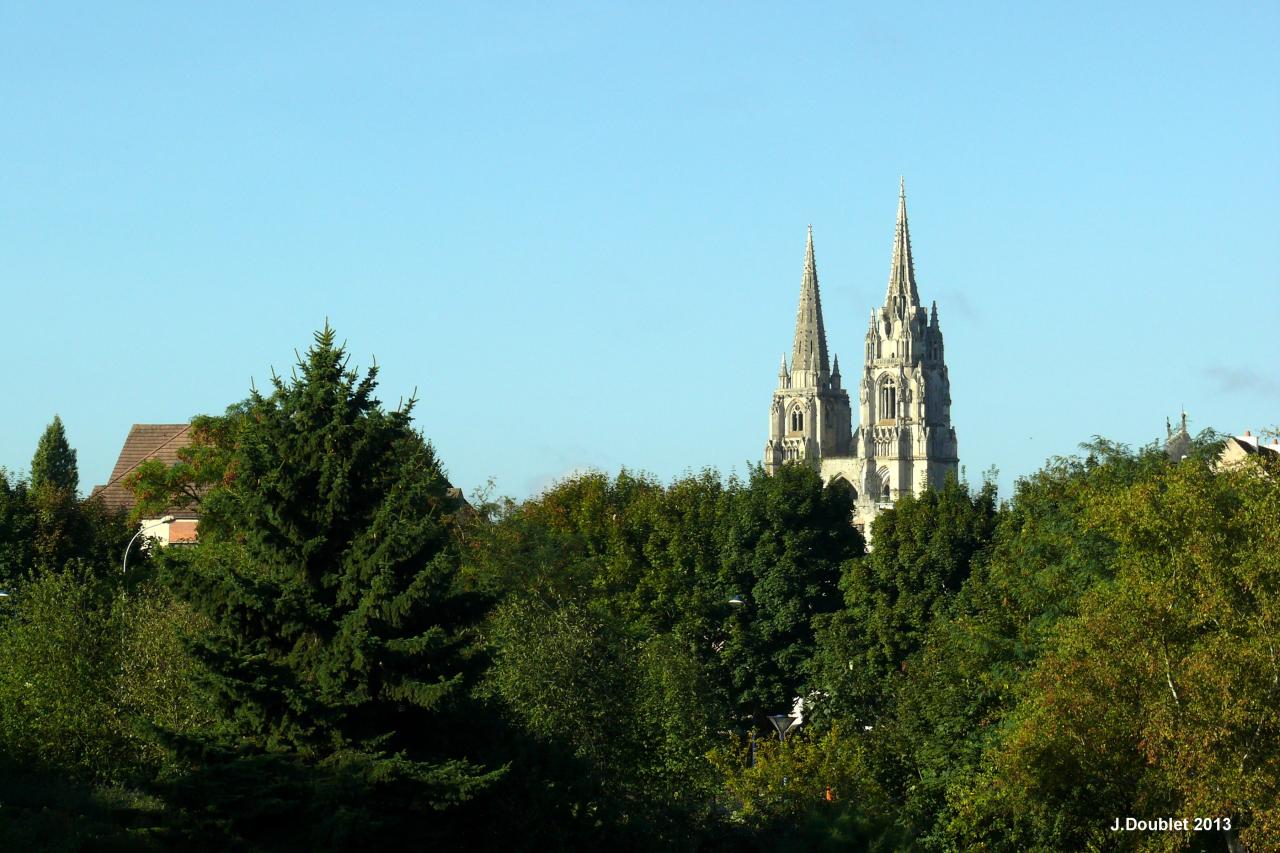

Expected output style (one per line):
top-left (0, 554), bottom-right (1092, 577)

top-left (768, 713), bottom-right (799, 742)
top-left (122, 515), bottom-right (175, 574)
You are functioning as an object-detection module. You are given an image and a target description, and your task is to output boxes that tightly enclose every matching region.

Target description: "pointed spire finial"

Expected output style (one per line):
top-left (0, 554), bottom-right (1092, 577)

top-left (885, 179), bottom-right (920, 309)
top-left (790, 226), bottom-right (830, 384)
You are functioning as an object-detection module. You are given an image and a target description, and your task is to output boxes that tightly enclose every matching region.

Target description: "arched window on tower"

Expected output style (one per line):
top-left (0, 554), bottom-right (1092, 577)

top-left (790, 408), bottom-right (804, 433)
top-left (879, 380), bottom-right (897, 421)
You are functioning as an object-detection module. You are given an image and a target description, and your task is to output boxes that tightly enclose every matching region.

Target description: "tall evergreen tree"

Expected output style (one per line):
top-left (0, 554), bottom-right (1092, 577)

top-left (162, 326), bottom-right (499, 847)
top-left (18, 417), bottom-right (127, 573)
top-left (30, 415), bottom-right (78, 493)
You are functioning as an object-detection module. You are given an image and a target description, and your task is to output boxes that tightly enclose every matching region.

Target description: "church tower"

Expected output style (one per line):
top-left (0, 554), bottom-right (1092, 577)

top-left (763, 181), bottom-right (958, 536)
top-left (849, 179), bottom-right (958, 508)
top-left (764, 227), bottom-right (853, 473)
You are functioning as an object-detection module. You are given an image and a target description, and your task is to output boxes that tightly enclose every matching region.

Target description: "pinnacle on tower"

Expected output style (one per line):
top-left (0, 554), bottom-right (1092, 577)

top-left (790, 225), bottom-right (830, 382)
top-left (885, 178), bottom-right (921, 309)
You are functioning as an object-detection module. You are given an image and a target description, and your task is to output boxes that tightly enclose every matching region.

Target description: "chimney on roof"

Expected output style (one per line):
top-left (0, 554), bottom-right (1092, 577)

top-left (1244, 430), bottom-right (1252, 437)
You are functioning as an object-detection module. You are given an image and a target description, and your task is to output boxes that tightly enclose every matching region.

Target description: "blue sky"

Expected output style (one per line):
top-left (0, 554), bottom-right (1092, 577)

top-left (2, 2), bottom-right (1277, 502)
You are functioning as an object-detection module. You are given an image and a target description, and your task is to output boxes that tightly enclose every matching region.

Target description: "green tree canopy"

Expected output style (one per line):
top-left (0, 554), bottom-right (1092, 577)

top-left (949, 449), bottom-right (1280, 851)
top-left (159, 325), bottom-right (500, 847)
top-left (810, 475), bottom-right (996, 728)
top-left (30, 415), bottom-right (78, 494)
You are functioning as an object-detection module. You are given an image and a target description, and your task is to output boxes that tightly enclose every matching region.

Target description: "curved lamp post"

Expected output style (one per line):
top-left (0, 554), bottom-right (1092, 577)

top-left (122, 515), bottom-right (175, 575)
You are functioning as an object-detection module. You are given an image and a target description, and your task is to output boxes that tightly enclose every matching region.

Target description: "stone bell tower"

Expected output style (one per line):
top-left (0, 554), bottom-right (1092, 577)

top-left (764, 226), bottom-right (853, 472)
top-left (849, 179), bottom-right (958, 510)
top-left (763, 180), bottom-right (959, 538)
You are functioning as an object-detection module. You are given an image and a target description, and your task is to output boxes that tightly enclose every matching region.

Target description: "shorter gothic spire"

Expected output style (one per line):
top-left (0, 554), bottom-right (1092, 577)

top-left (790, 225), bottom-right (830, 383)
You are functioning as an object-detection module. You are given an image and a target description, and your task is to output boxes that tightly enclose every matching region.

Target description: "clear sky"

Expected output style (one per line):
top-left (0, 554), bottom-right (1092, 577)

top-left (3, 2), bottom-right (1278, 503)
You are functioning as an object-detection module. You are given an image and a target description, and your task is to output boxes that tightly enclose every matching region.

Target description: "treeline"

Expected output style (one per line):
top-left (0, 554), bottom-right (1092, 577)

top-left (0, 328), bottom-right (1276, 851)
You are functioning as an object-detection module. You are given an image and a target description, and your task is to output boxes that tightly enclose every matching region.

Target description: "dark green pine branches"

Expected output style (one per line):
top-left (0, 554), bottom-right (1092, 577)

top-left (165, 326), bottom-right (498, 843)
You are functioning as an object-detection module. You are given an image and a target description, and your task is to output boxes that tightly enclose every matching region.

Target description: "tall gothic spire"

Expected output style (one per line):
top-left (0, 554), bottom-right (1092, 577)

top-left (885, 177), bottom-right (920, 309)
top-left (790, 225), bottom-right (830, 382)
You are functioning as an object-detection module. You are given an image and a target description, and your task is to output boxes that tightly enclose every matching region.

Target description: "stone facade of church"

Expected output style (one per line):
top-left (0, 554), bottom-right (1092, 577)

top-left (764, 182), bottom-right (959, 536)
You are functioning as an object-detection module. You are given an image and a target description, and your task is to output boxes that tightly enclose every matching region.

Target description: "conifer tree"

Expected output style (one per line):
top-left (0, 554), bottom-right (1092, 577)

top-left (164, 326), bottom-right (499, 846)
top-left (30, 415), bottom-right (78, 493)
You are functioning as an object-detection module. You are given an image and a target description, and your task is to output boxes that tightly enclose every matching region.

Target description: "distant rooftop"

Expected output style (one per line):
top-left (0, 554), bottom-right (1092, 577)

top-left (90, 424), bottom-right (194, 515)
top-left (1230, 430), bottom-right (1280, 455)
top-left (1216, 429), bottom-right (1280, 473)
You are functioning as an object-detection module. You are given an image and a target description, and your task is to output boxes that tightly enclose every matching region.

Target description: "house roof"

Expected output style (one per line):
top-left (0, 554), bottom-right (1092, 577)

top-left (1231, 433), bottom-right (1280, 455)
top-left (91, 424), bottom-right (194, 514)
top-left (1215, 431), bottom-right (1280, 474)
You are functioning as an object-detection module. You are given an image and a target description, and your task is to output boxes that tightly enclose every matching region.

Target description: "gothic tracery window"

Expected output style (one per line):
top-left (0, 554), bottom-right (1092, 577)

top-left (879, 380), bottom-right (896, 420)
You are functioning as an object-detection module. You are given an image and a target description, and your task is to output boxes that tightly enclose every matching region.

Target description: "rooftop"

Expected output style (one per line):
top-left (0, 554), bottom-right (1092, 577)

top-left (90, 424), bottom-right (194, 515)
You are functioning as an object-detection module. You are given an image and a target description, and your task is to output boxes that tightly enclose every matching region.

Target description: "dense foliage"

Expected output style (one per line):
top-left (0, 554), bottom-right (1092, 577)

top-left (30, 415), bottom-right (79, 494)
top-left (152, 326), bottom-right (503, 849)
top-left (467, 463), bottom-right (864, 846)
top-left (1, 332), bottom-right (1276, 851)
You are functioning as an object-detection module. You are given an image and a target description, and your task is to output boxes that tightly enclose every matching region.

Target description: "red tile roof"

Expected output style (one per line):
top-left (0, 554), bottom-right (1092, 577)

top-left (90, 424), bottom-right (194, 514)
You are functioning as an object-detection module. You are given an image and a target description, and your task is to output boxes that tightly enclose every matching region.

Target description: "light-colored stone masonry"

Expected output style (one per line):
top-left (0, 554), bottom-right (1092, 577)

top-left (764, 181), bottom-right (959, 538)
